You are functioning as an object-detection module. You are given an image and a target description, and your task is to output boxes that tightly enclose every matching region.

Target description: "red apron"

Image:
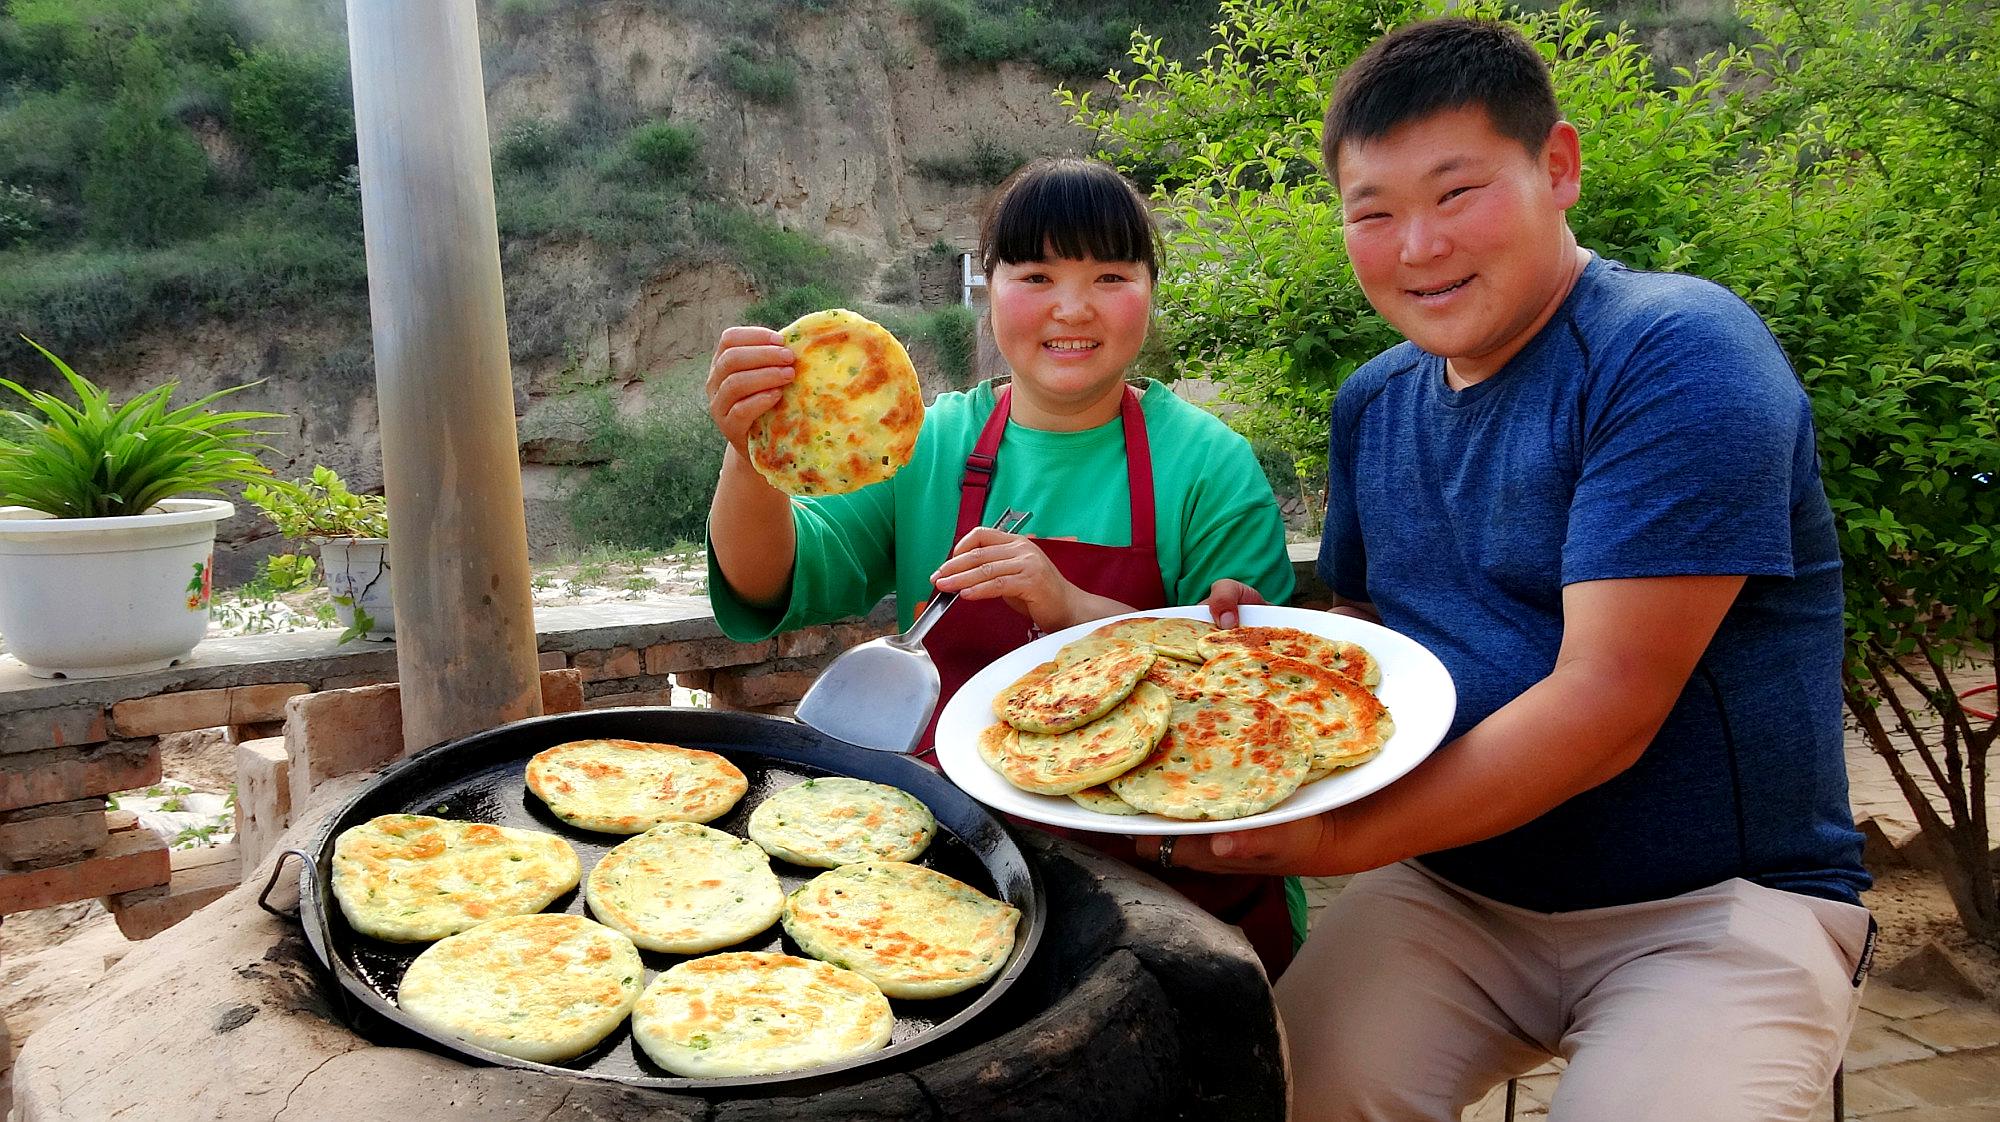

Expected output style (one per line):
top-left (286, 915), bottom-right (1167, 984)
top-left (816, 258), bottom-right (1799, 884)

top-left (918, 383), bottom-right (1294, 976)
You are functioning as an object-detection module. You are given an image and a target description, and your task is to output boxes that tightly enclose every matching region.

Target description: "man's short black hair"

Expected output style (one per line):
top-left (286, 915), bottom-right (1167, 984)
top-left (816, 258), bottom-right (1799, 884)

top-left (980, 157), bottom-right (1159, 281)
top-left (1322, 18), bottom-right (1559, 179)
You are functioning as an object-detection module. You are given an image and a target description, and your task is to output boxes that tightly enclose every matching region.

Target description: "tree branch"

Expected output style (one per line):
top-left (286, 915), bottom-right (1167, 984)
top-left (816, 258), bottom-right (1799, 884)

top-left (1865, 649), bottom-right (1969, 825)
top-left (1846, 673), bottom-right (1956, 842)
top-left (1913, 628), bottom-right (1982, 755)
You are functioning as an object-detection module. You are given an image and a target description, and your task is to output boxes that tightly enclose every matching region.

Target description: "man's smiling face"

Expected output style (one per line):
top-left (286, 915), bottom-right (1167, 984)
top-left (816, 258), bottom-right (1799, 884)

top-left (1336, 104), bottom-right (1582, 381)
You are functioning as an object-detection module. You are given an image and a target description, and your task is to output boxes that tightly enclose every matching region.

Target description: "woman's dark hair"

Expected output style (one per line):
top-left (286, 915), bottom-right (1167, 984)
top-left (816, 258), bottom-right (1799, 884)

top-left (1322, 18), bottom-right (1559, 177)
top-left (979, 157), bottom-right (1159, 280)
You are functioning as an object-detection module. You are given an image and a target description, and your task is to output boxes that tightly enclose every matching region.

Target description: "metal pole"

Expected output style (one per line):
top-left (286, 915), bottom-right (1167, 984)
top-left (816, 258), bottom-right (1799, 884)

top-left (346, 0), bottom-right (542, 751)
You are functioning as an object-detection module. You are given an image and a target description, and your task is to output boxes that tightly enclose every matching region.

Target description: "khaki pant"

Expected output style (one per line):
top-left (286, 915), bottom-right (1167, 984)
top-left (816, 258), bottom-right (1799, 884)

top-left (1277, 862), bottom-right (1872, 1122)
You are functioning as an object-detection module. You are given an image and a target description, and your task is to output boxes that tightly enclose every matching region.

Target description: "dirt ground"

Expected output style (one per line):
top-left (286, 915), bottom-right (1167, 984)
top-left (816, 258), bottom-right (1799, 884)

top-left (1862, 864), bottom-right (2000, 1000)
top-left (155, 727), bottom-right (238, 793)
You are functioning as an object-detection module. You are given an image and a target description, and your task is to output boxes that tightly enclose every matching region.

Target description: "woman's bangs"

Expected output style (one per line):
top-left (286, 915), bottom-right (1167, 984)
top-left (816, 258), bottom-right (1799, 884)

top-left (982, 162), bottom-right (1157, 274)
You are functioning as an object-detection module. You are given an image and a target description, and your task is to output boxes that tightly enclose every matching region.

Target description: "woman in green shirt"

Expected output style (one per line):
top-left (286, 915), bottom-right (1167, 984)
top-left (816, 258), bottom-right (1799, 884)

top-left (703, 157), bottom-right (1299, 971)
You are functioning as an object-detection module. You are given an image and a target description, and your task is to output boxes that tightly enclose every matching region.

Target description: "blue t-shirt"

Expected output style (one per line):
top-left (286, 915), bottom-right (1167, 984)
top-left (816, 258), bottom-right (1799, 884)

top-left (1320, 255), bottom-right (1868, 911)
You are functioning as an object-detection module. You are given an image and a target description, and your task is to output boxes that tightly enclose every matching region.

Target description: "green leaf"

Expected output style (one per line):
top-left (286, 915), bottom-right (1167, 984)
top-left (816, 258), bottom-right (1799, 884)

top-left (0, 338), bottom-right (277, 517)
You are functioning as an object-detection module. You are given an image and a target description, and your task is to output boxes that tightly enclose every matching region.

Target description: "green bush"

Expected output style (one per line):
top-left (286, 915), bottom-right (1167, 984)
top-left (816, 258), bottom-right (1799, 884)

top-left (242, 465), bottom-right (389, 540)
top-left (566, 380), bottom-right (725, 550)
top-left (912, 137), bottom-right (1026, 185)
top-left (496, 0), bottom-right (559, 32)
top-left (496, 117), bottom-right (566, 171)
top-left (0, 190), bottom-right (366, 369)
top-left (241, 552), bottom-right (317, 596)
top-left (227, 44), bottom-right (357, 190)
top-left (716, 40), bottom-right (797, 103)
top-left (0, 184), bottom-right (57, 248)
top-left (0, 89), bottom-right (102, 207)
top-left (742, 283), bottom-right (850, 329)
top-left (904, 0), bottom-right (1219, 77)
top-left (886, 304), bottom-right (979, 386)
top-left (624, 120), bottom-right (702, 179)
top-left (693, 203), bottom-right (864, 299)
top-left (83, 51), bottom-right (214, 245)
top-left (0, 0), bottom-right (369, 333)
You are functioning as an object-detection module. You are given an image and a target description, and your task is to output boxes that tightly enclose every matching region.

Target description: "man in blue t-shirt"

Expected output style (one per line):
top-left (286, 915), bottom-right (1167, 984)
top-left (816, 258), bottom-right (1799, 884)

top-left (1160, 18), bottom-right (1873, 1121)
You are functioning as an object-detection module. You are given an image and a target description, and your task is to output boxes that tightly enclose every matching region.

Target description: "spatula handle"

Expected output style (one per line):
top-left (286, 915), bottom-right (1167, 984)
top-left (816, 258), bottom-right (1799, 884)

top-left (899, 508), bottom-right (1031, 647)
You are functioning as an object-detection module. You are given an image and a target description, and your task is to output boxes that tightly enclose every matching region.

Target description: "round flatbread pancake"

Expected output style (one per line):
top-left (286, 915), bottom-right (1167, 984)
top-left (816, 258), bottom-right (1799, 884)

top-left (396, 913), bottom-right (643, 1063)
top-left (1108, 693), bottom-right (1313, 821)
top-left (747, 308), bottom-right (924, 497)
top-left (747, 777), bottom-right (937, 868)
top-left (526, 739), bottom-right (748, 834)
top-left (1050, 635), bottom-right (1128, 668)
top-left (782, 861), bottom-right (1021, 999)
top-left (976, 680), bottom-right (1173, 795)
top-left (1068, 783), bottom-right (1144, 815)
top-left (1086, 615), bottom-right (1214, 662)
top-left (1197, 625), bottom-right (1382, 687)
top-left (586, 822), bottom-right (785, 953)
top-left (1197, 649), bottom-right (1394, 770)
top-left (632, 952), bottom-right (894, 1078)
top-left (331, 814), bottom-right (581, 943)
top-left (995, 639), bottom-right (1152, 734)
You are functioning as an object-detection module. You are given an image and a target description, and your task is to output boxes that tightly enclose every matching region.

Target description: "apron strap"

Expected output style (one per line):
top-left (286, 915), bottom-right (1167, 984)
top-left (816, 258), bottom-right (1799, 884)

top-left (1117, 384), bottom-right (1155, 545)
top-left (955, 384), bottom-right (1013, 540)
top-left (955, 382), bottom-right (1155, 545)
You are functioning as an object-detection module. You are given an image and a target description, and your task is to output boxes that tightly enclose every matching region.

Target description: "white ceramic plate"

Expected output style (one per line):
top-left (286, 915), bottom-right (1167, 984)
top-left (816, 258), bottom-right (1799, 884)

top-left (933, 604), bottom-right (1457, 835)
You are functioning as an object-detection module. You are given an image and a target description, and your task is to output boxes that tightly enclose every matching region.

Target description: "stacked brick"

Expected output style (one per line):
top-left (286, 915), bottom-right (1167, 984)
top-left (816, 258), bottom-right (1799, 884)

top-left (0, 684), bottom-right (308, 917)
top-left (553, 619), bottom-right (898, 714)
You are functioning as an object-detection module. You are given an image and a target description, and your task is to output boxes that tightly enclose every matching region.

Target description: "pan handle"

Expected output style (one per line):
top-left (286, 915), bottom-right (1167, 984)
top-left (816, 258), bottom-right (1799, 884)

top-left (257, 848), bottom-right (315, 921)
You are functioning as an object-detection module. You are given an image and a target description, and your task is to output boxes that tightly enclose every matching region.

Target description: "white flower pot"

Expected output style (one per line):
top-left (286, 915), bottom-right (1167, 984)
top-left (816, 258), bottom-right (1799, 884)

top-left (0, 498), bottom-right (233, 678)
top-left (319, 536), bottom-right (394, 641)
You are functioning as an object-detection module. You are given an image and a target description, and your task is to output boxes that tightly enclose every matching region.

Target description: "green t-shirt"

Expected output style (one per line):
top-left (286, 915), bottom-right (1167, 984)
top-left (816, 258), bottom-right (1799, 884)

top-left (709, 378), bottom-right (1296, 638)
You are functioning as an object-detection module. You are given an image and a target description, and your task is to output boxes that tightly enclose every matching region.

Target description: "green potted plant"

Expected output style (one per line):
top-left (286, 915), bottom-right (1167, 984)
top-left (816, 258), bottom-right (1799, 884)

top-left (242, 465), bottom-right (393, 642)
top-left (0, 339), bottom-right (275, 677)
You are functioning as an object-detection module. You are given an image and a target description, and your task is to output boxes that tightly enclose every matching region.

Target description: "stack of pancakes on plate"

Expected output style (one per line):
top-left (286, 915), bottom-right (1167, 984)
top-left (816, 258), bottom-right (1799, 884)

top-left (978, 617), bottom-right (1396, 821)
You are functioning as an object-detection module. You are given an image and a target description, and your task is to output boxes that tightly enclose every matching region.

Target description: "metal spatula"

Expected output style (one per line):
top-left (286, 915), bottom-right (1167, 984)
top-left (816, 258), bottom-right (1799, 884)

top-left (796, 508), bottom-right (1032, 753)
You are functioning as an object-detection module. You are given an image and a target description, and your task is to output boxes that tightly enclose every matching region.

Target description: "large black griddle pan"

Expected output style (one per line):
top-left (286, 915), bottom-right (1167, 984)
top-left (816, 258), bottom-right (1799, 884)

top-left (279, 707), bottom-right (1046, 1092)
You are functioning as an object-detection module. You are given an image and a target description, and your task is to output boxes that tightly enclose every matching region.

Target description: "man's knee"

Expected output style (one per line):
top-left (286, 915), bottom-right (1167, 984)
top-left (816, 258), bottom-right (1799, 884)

top-left (1287, 1048), bottom-right (1466, 1122)
top-left (1281, 985), bottom-right (1518, 1122)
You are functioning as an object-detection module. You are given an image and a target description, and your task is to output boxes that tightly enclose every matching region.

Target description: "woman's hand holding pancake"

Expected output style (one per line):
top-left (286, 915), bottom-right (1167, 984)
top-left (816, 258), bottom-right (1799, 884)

top-left (932, 527), bottom-right (1132, 634)
top-left (706, 325), bottom-right (801, 609)
top-left (706, 326), bottom-right (796, 456)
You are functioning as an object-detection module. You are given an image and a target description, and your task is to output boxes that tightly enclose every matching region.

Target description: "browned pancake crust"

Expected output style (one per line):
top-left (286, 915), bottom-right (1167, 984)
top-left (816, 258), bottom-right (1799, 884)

top-left (1108, 693), bottom-right (1312, 820)
top-left (997, 640), bottom-right (1152, 734)
top-left (1197, 625), bottom-right (1381, 686)
top-left (525, 739), bottom-right (748, 833)
top-left (1198, 650), bottom-right (1392, 769)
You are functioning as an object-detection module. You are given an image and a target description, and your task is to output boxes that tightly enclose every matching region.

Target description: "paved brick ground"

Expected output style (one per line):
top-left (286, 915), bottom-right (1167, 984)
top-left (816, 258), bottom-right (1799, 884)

top-left (1445, 989), bottom-right (2000, 1120)
top-left (1288, 653), bottom-right (2000, 1120)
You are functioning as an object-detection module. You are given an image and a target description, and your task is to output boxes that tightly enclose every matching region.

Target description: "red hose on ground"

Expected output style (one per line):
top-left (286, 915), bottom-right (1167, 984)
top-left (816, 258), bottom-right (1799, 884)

top-left (1960, 683), bottom-right (1996, 722)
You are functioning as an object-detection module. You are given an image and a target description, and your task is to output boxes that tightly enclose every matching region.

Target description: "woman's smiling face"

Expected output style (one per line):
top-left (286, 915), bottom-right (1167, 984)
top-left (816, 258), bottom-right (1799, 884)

top-left (989, 253), bottom-right (1153, 430)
